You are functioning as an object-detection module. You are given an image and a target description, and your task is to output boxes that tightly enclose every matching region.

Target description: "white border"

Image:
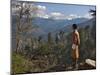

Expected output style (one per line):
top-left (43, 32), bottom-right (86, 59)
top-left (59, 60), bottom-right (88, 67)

top-left (21, 0), bottom-right (96, 5)
top-left (0, 0), bottom-right (100, 75)
top-left (0, 0), bottom-right (10, 75)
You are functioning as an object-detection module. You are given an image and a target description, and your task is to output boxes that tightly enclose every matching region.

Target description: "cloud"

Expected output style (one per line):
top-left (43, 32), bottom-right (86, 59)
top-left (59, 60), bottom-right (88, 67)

top-left (42, 14), bottom-right (50, 19)
top-left (66, 13), bottom-right (93, 20)
top-left (49, 13), bottom-right (91, 20)
top-left (12, 1), bottom-right (93, 20)
top-left (32, 5), bottom-right (48, 18)
top-left (49, 13), bottom-right (82, 20)
top-left (50, 12), bottom-right (67, 20)
top-left (50, 12), bottom-right (63, 16)
top-left (83, 13), bottom-right (93, 19)
top-left (36, 5), bottom-right (46, 10)
top-left (36, 14), bottom-right (50, 19)
top-left (66, 14), bottom-right (81, 20)
top-left (69, 14), bottom-right (80, 18)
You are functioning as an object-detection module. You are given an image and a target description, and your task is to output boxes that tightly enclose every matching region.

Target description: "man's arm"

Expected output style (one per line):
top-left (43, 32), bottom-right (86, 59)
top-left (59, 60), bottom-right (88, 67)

top-left (75, 31), bottom-right (80, 45)
top-left (77, 32), bottom-right (80, 45)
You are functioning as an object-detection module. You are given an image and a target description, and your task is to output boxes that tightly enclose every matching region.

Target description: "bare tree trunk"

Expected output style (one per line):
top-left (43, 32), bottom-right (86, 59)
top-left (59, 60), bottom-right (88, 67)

top-left (16, 38), bottom-right (19, 53)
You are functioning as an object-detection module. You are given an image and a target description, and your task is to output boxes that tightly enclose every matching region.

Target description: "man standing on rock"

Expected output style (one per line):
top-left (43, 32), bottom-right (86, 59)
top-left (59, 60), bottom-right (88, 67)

top-left (72, 24), bottom-right (80, 70)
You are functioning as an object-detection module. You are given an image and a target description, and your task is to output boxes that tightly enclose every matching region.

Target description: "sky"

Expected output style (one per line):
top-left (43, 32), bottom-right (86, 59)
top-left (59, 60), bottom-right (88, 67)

top-left (32, 2), bottom-right (96, 20)
top-left (12, 1), bottom-right (96, 20)
top-left (34, 2), bottom-right (95, 15)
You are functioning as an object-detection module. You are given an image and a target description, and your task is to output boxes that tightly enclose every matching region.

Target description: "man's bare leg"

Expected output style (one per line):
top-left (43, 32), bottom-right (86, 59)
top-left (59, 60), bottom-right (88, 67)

top-left (75, 58), bottom-right (79, 70)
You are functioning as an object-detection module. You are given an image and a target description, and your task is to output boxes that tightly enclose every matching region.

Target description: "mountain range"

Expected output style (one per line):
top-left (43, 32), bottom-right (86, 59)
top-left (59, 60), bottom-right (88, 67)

top-left (31, 17), bottom-right (94, 37)
top-left (12, 15), bottom-right (95, 38)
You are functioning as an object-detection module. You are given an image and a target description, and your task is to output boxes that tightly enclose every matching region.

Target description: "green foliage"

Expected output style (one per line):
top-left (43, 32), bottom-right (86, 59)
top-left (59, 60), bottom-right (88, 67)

top-left (39, 43), bottom-right (51, 55)
top-left (12, 23), bottom-right (96, 73)
top-left (12, 53), bottom-right (35, 74)
top-left (79, 24), bottom-right (96, 60)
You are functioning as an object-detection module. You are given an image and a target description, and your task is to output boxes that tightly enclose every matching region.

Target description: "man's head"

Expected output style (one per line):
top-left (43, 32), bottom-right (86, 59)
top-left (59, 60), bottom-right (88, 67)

top-left (72, 24), bottom-right (77, 30)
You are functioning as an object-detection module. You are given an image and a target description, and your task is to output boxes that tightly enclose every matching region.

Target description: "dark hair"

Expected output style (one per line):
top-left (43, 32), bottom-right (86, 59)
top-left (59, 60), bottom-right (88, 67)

top-left (72, 24), bottom-right (77, 29)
